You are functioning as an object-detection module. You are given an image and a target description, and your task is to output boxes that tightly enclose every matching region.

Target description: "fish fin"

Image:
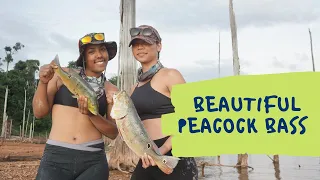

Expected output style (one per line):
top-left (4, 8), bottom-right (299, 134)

top-left (71, 95), bottom-right (78, 99)
top-left (157, 156), bottom-right (181, 175)
top-left (149, 141), bottom-right (162, 156)
top-left (162, 156), bottom-right (180, 169)
top-left (51, 54), bottom-right (60, 68)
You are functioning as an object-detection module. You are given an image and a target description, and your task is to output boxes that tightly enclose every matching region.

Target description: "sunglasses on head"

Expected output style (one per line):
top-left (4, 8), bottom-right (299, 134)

top-left (80, 33), bottom-right (105, 45)
top-left (130, 27), bottom-right (153, 37)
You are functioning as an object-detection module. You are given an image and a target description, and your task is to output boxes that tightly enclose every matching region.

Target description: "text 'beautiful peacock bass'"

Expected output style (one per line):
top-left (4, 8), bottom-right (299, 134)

top-left (178, 95), bottom-right (308, 135)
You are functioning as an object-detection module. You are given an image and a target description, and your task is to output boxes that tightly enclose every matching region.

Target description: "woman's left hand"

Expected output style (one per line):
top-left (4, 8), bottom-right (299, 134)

top-left (141, 145), bottom-right (167, 169)
top-left (77, 95), bottom-right (93, 116)
top-left (141, 153), bottom-right (156, 168)
top-left (106, 90), bottom-right (118, 105)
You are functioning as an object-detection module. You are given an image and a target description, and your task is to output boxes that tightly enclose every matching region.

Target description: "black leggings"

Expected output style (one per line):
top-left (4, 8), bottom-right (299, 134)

top-left (130, 136), bottom-right (199, 180)
top-left (35, 142), bottom-right (109, 180)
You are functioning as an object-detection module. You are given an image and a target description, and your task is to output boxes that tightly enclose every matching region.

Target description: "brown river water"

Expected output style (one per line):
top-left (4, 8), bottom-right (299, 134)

top-left (198, 155), bottom-right (320, 180)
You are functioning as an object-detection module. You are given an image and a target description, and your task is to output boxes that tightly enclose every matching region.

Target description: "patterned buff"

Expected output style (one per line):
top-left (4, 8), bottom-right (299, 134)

top-left (79, 68), bottom-right (106, 99)
top-left (137, 61), bottom-right (164, 82)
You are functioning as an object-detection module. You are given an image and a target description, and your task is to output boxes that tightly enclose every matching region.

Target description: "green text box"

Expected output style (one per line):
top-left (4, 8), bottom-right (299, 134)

top-left (161, 72), bottom-right (320, 157)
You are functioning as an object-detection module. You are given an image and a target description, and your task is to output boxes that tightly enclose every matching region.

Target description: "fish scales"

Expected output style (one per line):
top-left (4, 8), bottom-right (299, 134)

top-left (117, 105), bottom-right (158, 158)
top-left (111, 90), bottom-right (181, 175)
top-left (50, 54), bottom-right (99, 115)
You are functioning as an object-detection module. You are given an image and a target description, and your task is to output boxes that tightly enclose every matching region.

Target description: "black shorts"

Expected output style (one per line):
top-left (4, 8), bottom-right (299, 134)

top-left (35, 139), bottom-right (109, 180)
top-left (130, 136), bottom-right (199, 180)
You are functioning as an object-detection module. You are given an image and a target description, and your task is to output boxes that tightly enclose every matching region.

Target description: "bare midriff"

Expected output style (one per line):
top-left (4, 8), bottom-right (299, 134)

top-left (49, 104), bottom-right (102, 144)
top-left (142, 117), bottom-right (167, 140)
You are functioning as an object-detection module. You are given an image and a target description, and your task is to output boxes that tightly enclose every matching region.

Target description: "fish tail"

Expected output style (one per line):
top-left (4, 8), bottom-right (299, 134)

top-left (51, 54), bottom-right (61, 68)
top-left (50, 54), bottom-right (70, 82)
top-left (156, 156), bottom-right (180, 175)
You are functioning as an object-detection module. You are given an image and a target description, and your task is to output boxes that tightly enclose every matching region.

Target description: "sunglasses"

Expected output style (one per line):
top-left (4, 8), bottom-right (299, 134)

top-left (80, 33), bottom-right (105, 45)
top-left (130, 28), bottom-right (153, 37)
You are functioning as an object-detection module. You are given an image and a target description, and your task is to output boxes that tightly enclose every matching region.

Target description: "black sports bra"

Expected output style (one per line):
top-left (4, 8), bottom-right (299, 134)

top-left (53, 85), bottom-right (107, 116)
top-left (130, 81), bottom-right (175, 120)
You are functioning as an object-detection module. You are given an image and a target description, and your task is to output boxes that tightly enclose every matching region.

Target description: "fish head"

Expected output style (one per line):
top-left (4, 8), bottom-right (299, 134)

top-left (110, 90), bottom-right (130, 120)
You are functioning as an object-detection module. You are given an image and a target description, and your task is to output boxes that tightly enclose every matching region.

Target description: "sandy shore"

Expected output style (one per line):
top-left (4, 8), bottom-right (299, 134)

top-left (0, 140), bottom-right (130, 180)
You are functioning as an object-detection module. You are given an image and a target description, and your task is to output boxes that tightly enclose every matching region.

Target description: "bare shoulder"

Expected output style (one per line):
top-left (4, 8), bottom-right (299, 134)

top-left (159, 68), bottom-right (185, 91)
top-left (162, 68), bottom-right (186, 84)
top-left (105, 81), bottom-right (119, 92)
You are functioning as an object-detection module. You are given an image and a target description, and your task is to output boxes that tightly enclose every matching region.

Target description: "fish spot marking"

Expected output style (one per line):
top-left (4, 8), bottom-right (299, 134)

top-left (163, 159), bottom-right (167, 164)
top-left (147, 143), bottom-right (151, 149)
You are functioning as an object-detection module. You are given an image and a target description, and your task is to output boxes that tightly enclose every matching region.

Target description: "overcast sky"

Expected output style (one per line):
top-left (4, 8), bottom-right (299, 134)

top-left (0, 0), bottom-right (319, 82)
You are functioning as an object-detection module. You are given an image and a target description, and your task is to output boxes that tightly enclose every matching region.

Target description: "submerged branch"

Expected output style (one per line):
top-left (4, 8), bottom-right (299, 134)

top-left (198, 161), bottom-right (254, 177)
top-left (267, 155), bottom-right (274, 162)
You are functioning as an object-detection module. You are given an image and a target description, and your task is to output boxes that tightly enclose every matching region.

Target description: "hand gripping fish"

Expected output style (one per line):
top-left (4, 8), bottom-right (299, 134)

top-left (50, 54), bottom-right (99, 115)
top-left (110, 90), bottom-right (180, 175)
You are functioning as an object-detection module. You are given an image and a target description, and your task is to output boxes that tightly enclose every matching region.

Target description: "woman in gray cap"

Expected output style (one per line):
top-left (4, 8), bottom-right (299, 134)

top-left (33, 32), bottom-right (119, 180)
top-left (128, 25), bottom-right (199, 180)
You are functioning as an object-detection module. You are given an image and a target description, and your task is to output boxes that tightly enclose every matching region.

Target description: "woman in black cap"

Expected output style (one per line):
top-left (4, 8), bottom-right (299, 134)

top-left (128, 25), bottom-right (199, 180)
top-left (33, 32), bottom-right (119, 180)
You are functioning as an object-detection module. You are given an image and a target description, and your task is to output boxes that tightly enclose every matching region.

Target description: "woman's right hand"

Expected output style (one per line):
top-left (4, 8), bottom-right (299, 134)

top-left (39, 63), bottom-right (54, 84)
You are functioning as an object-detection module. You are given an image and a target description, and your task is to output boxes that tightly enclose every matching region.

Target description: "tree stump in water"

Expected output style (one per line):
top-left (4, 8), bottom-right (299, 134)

top-left (237, 153), bottom-right (248, 167)
top-left (273, 155), bottom-right (279, 163)
top-left (273, 158), bottom-right (281, 179)
top-left (105, 135), bottom-right (139, 173)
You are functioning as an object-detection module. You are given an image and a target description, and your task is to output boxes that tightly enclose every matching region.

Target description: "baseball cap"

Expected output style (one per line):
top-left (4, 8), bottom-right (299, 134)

top-left (128, 25), bottom-right (162, 47)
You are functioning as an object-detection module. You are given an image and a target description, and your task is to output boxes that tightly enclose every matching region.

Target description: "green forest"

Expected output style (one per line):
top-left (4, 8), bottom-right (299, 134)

top-left (0, 42), bottom-right (118, 137)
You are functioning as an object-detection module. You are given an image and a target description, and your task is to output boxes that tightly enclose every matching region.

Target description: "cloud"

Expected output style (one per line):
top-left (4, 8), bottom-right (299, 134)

top-left (0, 0), bottom-right (319, 79)
top-left (294, 52), bottom-right (311, 63)
top-left (136, 0), bottom-right (320, 32)
top-left (178, 58), bottom-right (245, 82)
top-left (178, 50), bottom-right (314, 83)
top-left (0, 0), bottom-right (124, 71)
top-left (271, 56), bottom-right (302, 72)
top-left (0, 11), bottom-right (56, 68)
top-left (272, 57), bottom-right (286, 69)
top-left (49, 33), bottom-right (77, 53)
